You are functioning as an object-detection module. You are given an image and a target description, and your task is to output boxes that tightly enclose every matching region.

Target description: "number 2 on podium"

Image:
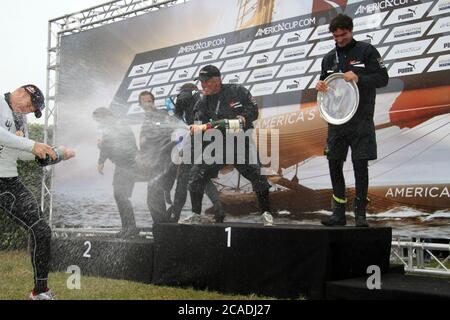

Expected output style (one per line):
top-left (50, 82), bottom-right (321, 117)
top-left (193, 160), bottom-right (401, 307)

top-left (83, 241), bottom-right (92, 258)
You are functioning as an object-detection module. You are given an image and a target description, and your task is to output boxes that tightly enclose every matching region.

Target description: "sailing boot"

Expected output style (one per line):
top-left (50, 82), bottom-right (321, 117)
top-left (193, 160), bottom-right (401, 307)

top-left (205, 181), bottom-right (225, 223)
top-left (212, 201), bottom-right (225, 223)
top-left (321, 196), bottom-right (347, 226)
top-left (354, 197), bottom-right (369, 227)
top-left (256, 188), bottom-right (276, 216)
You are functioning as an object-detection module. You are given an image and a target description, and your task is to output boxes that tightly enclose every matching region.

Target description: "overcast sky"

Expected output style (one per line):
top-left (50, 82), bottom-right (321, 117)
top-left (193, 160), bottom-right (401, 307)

top-left (0, 0), bottom-right (109, 123)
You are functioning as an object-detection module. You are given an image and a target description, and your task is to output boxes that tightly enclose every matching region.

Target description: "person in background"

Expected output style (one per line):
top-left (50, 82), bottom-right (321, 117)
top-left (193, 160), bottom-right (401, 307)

top-left (138, 91), bottom-right (176, 206)
top-left (316, 14), bottom-right (389, 227)
top-left (185, 66), bottom-right (274, 226)
top-left (168, 83), bottom-right (224, 223)
top-left (93, 107), bottom-right (139, 238)
top-left (136, 91), bottom-right (178, 223)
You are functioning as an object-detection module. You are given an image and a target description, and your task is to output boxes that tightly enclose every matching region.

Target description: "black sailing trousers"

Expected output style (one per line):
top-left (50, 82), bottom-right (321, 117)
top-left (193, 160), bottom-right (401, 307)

top-left (0, 177), bottom-right (51, 292)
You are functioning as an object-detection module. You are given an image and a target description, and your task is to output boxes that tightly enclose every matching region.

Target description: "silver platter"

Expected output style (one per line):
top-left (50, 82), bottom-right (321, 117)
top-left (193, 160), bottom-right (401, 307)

top-left (317, 72), bottom-right (359, 125)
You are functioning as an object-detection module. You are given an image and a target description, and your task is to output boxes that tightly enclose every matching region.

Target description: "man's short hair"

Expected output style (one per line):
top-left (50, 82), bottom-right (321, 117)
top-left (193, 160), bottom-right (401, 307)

top-left (329, 14), bottom-right (353, 33)
top-left (92, 107), bottom-right (113, 120)
top-left (139, 91), bottom-right (155, 103)
top-left (180, 83), bottom-right (198, 92)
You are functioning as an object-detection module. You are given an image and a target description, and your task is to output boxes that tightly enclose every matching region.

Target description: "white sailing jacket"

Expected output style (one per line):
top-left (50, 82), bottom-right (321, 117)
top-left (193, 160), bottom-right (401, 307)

top-left (0, 95), bottom-right (36, 177)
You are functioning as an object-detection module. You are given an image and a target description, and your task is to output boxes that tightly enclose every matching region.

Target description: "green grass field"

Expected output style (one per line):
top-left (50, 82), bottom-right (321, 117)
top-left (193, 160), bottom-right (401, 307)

top-left (0, 251), bottom-right (274, 300)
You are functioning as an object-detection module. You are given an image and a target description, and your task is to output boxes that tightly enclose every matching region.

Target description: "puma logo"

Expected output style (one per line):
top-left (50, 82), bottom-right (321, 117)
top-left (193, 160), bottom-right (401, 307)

top-left (407, 62), bottom-right (417, 70)
top-left (408, 7), bottom-right (417, 15)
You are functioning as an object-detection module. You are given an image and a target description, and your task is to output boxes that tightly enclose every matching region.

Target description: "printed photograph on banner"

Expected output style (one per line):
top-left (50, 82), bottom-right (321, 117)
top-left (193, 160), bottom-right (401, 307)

top-left (51, 0), bottom-right (449, 241)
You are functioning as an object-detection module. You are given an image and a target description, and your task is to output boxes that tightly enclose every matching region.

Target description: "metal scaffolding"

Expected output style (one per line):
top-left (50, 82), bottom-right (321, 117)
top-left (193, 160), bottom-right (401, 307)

top-left (391, 238), bottom-right (450, 276)
top-left (43, 0), bottom-right (189, 225)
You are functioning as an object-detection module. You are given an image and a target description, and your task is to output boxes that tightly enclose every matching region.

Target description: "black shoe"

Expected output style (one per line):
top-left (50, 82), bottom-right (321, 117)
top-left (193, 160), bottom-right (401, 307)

top-left (321, 198), bottom-right (347, 226)
top-left (166, 206), bottom-right (177, 223)
top-left (210, 200), bottom-right (225, 224)
top-left (354, 198), bottom-right (369, 228)
top-left (212, 215), bottom-right (225, 223)
top-left (321, 214), bottom-right (346, 226)
top-left (355, 215), bottom-right (369, 228)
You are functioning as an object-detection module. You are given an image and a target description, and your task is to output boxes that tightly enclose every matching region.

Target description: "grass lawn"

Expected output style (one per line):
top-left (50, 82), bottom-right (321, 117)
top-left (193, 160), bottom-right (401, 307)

top-left (0, 251), bottom-right (274, 300)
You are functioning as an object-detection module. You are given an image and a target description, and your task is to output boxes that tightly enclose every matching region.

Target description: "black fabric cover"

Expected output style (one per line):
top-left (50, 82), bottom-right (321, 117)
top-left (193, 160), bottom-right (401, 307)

top-left (326, 273), bottom-right (450, 300)
top-left (50, 237), bottom-right (153, 283)
top-left (153, 223), bottom-right (391, 299)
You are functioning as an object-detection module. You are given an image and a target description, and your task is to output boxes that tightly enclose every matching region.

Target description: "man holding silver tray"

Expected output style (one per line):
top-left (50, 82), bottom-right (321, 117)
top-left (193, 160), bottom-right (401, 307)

top-left (315, 14), bottom-right (389, 227)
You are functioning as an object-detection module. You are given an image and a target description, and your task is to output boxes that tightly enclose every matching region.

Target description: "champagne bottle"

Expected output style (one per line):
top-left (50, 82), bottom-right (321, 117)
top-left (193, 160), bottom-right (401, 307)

top-left (191, 118), bottom-right (245, 134)
top-left (36, 147), bottom-right (64, 167)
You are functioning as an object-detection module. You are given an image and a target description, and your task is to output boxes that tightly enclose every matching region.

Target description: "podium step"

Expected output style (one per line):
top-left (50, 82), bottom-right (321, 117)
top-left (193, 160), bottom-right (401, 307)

top-left (50, 236), bottom-right (154, 283)
top-left (152, 223), bottom-right (392, 299)
top-left (326, 273), bottom-right (450, 300)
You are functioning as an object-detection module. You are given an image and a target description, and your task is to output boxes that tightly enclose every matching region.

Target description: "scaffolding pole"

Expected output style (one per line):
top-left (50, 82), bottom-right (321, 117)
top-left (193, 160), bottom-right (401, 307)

top-left (43, 0), bottom-right (190, 226)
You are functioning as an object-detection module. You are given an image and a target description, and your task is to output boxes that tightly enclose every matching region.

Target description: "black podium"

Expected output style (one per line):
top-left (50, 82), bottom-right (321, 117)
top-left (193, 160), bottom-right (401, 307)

top-left (152, 223), bottom-right (392, 299)
top-left (50, 223), bottom-right (392, 299)
top-left (50, 236), bottom-right (154, 284)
